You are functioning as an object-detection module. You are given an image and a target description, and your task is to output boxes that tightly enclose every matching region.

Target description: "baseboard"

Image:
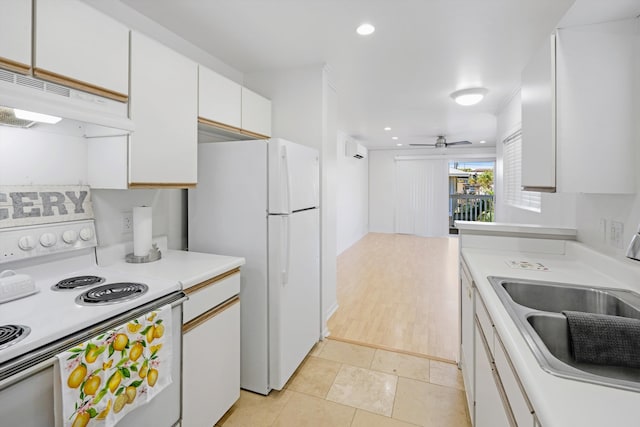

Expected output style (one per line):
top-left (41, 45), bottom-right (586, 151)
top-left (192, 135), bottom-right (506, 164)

top-left (322, 302), bottom-right (339, 338)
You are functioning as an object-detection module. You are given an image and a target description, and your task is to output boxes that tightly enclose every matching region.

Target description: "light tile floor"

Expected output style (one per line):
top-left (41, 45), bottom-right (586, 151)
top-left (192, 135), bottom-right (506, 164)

top-left (216, 340), bottom-right (471, 427)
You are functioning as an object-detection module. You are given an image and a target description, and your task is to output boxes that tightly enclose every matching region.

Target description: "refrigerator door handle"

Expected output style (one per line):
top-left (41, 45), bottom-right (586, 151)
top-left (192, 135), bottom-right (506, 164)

top-left (281, 215), bottom-right (290, 285)
top-left (280, 145), bottom-right (292, 214)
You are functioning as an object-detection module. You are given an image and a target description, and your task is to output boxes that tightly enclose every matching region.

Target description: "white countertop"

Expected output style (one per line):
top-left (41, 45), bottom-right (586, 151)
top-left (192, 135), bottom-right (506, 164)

top-left (462, 241), bottom-right (640, 427)
top-left (96, 237), bottom-right (245, 290)
top-left (455, 221), bottom-right (577, 238)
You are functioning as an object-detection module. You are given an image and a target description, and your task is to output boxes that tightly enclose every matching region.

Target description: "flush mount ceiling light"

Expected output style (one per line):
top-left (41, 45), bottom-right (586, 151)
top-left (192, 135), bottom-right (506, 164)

top-left (392, 136), bottom-right (399, 140)
top-left (479, 140), bottom-right (486, 144)
top-left (356, 23), bottom-right (375, 36)
top-left (384, 127), bottom-right (391, 131)
top-left (14, 108), bottom-right (62, 124)
top-left (396, 143), bottom-right (403, 147)
top-left (450, 88), bottom-right (488, 106)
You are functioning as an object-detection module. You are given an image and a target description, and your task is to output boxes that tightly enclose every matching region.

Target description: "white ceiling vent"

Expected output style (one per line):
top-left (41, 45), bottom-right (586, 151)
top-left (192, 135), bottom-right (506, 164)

top-left (346, 139), bottom-right (368, 159)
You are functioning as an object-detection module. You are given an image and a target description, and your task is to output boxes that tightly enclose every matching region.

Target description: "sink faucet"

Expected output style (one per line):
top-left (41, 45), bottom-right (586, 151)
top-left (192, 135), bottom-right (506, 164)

top-left (626, 228), bottom-right (640, 261)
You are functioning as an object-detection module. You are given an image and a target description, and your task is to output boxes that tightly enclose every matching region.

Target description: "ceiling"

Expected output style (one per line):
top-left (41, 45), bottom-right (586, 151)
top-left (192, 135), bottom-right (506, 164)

top-left (116, 0), bottom-right (579, 149)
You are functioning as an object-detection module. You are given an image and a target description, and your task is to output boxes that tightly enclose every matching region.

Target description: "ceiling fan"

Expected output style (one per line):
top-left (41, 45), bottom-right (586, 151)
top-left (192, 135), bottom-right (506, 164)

top-left (409, 135), bottom-right (472, 148)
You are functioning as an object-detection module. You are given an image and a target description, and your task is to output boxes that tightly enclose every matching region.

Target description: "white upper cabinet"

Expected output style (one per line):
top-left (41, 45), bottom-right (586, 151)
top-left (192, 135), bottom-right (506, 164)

top-left (521, 34), bottom-right (556, 192)
top-left (242, 87), bottom-right (272, 138)
top-left (556, 19), bottom-right (637, 194)
top-left (520, 18), bottom-right (637, 195)
top-left (198, 66), bottom-right (242, 129)
top-left (0, 0), bottom-right (31, 74)
top-left (33, 0), bottom-right (129, 101)
top-left (129, 31), bottom-right (198, 187)
top-left (197, 67), bottom-right (272, 140)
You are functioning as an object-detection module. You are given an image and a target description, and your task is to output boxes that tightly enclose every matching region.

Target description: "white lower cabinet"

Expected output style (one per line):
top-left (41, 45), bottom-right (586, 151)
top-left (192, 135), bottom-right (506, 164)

top-left (475, 318), bottom-right (512, 427)
top-left (460, 259), bottom-right (475, 423)
top-left (182, 271), bottom-right (241, 427)
top-left (466, 285), bottom-right (538, 427)
top-left (183, 297), bottom-right (240, 427)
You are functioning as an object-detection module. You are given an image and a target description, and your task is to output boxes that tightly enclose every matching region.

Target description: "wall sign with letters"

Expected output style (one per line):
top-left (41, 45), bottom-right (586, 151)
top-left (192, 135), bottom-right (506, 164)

top-left (0, 186), bottom-right (94, 229)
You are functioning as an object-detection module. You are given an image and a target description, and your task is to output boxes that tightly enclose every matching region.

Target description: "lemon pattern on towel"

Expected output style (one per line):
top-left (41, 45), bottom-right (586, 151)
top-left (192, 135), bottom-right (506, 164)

top-left (58, 305), bottom-right (172, 427)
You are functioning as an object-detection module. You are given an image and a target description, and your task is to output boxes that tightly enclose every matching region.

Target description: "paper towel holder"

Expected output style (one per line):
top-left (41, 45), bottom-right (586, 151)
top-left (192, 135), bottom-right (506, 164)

top-left (126, 243), bottom-right (162, 263)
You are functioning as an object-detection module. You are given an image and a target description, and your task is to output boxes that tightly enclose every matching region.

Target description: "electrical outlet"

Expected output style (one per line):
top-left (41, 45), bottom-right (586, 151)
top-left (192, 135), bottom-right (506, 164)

top-left (122, 211), bottom-right (133, 234)
top-left (610, 220), bottom-right (624, 249)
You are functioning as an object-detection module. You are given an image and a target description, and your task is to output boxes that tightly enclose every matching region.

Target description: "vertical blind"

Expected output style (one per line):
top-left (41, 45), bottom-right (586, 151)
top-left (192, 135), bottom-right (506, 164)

top-left (503, 130), bottom-right (541, 212)
top-left (394, 159), bottom-right (448, 237)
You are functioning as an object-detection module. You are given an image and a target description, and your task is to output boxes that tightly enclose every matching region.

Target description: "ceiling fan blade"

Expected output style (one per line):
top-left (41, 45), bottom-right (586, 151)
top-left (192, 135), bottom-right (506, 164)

top-left (409, 143), bottom-right (437, 147)
top-left (445, 140), bottom-right (472, 146)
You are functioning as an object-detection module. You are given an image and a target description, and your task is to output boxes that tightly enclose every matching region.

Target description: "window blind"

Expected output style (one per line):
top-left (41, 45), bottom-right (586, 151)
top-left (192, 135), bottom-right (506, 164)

top-left (503, 130), bottom-right (541, 212)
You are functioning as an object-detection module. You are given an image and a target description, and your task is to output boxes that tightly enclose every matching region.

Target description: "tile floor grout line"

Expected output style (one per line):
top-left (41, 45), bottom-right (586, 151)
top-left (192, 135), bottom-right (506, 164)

top-left (325, 336), bottom-right (458, 365)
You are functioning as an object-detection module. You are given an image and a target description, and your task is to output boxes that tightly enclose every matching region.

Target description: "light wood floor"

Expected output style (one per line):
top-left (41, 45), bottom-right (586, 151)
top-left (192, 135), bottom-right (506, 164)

top-left (327, 233), bottom-right (460, 362)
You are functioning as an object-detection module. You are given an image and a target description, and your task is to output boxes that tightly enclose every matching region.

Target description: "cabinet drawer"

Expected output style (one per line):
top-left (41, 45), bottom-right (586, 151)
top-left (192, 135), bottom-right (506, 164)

top-left (183, 270), bottom-right (240, 323)
top-left (476, 292), bottom-right (494, 358)
top-left (495, 333), bottom-right (535, 427)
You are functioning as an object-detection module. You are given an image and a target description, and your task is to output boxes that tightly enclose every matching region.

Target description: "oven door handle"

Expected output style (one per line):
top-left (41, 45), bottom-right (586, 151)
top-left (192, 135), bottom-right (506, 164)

top-left (0, 291), bottom-right (186, 390)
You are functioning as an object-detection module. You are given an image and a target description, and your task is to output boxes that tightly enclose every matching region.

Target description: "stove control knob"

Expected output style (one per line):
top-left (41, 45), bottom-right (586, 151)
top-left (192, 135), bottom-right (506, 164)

top-left (18, 236), bottom-right (36, 251)
top-left (62, 230), bottom-right (78, 244)
top-left (39, 233), bottom-right (57, 248)
top-left (79, 227), bottom-right (94, 241)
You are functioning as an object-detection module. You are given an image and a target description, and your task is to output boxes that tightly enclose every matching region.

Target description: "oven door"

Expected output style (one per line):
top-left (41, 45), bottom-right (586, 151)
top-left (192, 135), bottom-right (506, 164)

top-left (0, 292), bottom-right (185, 427)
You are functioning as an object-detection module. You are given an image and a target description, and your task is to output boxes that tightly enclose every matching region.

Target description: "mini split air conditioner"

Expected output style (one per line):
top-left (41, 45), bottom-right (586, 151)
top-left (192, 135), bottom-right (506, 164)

top-left (346, 140), bottom-right (367, 159)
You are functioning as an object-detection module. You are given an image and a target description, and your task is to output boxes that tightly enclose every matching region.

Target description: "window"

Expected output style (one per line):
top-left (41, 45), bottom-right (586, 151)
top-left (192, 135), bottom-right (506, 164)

top-left (503, 130), bottom-right (541, 212)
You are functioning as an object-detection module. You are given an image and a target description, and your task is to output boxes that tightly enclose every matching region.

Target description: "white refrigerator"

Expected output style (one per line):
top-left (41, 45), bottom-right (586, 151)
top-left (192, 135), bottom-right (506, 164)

top-left (188, 138), bottom-right (320, 395)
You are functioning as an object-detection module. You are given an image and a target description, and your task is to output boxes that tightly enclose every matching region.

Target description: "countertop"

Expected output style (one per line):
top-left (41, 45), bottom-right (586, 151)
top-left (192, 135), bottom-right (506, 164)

top-left (96, 237), bottom-right (245, 290)
top-left (461, 240), bottom-right (640, 427)
top-left (455, 220), bottom-right (577, 239)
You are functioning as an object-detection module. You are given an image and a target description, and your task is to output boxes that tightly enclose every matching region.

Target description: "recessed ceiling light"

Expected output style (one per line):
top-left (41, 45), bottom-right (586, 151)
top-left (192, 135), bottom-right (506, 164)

top-left (384, 127), bottom-right (391, 131)
top-left (392, 136), bottom-right (399, 140)
top-left (479, 140), bottom-right (486, 144)
top-left (356, 23), bottom-right (375, 36)
top-left (450, 88), bottom-right (488, 106)
top-left (396, 143), bottom-right (403, 147)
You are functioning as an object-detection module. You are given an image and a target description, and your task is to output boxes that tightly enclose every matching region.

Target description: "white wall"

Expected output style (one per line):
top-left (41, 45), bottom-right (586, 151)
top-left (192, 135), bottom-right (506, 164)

top-left (336, 131), bottom-right (368, 254)
top-left (245, 65), bottom-right (339, 335)
top-left (494, 90), bottom-right (577, 227)
top-left (369, 147), bottom-right (496, 234)
top-left (244, 66), bottom-right (323, 148)
top-left (92, 189), bottom-right (186, 250)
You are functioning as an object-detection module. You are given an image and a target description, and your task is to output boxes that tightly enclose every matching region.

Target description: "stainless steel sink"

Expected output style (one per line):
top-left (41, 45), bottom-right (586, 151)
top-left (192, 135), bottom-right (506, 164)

top-left (488, 276), bottom-right (640, 392)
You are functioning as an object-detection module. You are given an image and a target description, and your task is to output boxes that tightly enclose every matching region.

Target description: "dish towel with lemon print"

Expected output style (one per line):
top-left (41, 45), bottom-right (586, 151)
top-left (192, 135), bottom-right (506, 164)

top-left (54, 305), bottom-right (172, 427)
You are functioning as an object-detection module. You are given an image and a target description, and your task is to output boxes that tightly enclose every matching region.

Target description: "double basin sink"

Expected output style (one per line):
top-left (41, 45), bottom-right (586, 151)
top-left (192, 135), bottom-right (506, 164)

top-left (488, 276), bottom-right (640, 392)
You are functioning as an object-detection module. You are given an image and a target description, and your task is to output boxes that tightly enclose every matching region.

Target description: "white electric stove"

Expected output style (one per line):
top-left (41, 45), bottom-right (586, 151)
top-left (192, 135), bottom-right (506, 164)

top-left (0, 219), bottom-right (185, 427)
top-left (0, 220), bottom-right (181, 367)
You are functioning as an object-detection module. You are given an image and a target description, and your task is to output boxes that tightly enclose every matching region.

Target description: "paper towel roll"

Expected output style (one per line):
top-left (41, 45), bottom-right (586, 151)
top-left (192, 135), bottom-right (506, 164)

top-left (133, 206), bottom-right (152, 257)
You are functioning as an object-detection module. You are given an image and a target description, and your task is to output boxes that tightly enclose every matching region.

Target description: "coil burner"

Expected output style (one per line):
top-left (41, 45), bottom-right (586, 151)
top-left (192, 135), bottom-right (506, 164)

top-left (0, 324), bottom-right (30, 351)
top-left (75, 283), bottom-right (148, 305)
top-left (52, 275), bottom-right (105, 290)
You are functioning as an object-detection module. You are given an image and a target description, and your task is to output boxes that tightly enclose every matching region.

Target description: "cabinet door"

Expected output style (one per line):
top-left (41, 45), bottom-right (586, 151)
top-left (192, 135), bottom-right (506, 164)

top-left (556, 19), bottom-right (636, 194)
top-left (521, 34), bottom-right (556, 192)
top-left (33, 0), bottom-right (129, 100)
top-left (199, 66), bottom-right (242, 129)
top-left (183, 299), bottom-right (240, 427)
top-left (460, 260), bottom-right (475, 423)
top-left (129, 31), bottom-right (198, 187)
top-left (0, 0), bottom-right (31, 73)
top-left (241, 87), bottom-right (272, 138)
top-left (475, 320), bottom-right (512, 427)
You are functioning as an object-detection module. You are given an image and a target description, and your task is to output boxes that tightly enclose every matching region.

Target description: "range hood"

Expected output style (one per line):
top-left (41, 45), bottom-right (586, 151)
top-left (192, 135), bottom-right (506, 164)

top-left (0, 68), bottom-right (134, 135)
